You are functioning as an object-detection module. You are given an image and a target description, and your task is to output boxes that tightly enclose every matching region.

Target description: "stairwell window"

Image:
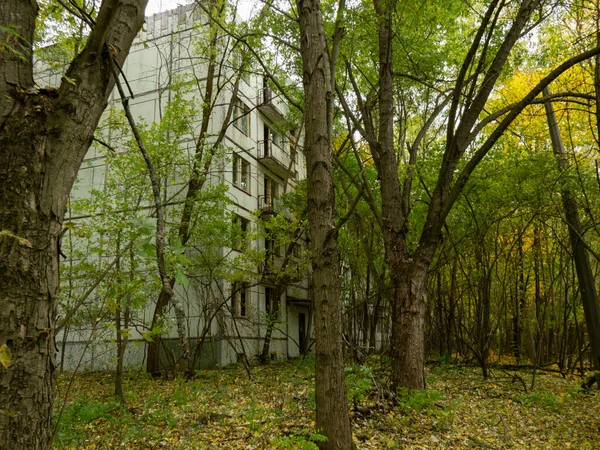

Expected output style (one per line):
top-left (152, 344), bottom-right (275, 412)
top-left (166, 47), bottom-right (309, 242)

top-left (265, 287), bottom-right (279, 315)
top-left (232, 154), bottom-right (250, 192)
top-left (265, 236), bottom-right (281, 258)
top-left (263, 176), bottom-right (278, 208)
top-left (234, 99), bottom-right (250, 136)
top-left (232, 282), bottom-right (249, 317)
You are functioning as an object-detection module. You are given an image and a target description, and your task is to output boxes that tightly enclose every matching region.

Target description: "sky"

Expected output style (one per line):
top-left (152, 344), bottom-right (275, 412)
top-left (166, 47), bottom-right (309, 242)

top-left (145, 0), bottom-right (258, 20)
top-left (146, 0), bottom-right (191, 15)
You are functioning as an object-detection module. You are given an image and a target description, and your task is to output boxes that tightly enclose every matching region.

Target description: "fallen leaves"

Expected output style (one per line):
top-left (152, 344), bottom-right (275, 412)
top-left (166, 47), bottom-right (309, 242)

top-left (52, 360), bottom-right (600, 449)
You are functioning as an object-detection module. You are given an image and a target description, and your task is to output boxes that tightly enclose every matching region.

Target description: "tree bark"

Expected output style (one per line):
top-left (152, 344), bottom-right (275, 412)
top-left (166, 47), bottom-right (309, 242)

top-left (382, 0), bottom-right (544, 390)
top-left (0, 1), bottom-right (147, 448)
top-left (298, 0), bottom-right (352, 447)
top-left (390, 261), bottom-right (428, 389)
top-left (543, 86), bottom-right (600, 370)
top-left (146, 286), bottom-right (173, 375)
top-left (260, 286), bottom-right (283, 363)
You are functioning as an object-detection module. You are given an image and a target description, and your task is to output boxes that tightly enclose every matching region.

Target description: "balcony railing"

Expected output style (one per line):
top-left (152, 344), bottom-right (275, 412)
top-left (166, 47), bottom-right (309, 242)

top-left (258, 195), bottom-right (278, 215)
top-left (257, 140), bottom-right (295, 179)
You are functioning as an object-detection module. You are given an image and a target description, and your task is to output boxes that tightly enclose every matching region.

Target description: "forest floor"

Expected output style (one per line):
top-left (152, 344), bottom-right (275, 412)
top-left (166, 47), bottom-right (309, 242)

top-left (52, 357), bottom-right (600, 449)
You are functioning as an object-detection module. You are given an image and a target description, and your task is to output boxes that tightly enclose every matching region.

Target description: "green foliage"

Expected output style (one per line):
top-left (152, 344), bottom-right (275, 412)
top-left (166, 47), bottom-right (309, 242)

top-left (270, 431), bottom-right (327, 449)
top-left (59, 76), bottom-right (235, 343)
top-left (53, 396), bottom-right (122, 445)
top-left (396, 388), bottom-right (444, 416)
top-left (516, 390), bottom-right (562, 411)
top-left (35, 0), bottom-right (97, 61)
top-left (0, 24), bottom-right (29, 61)
top-left (344, 365), bottom-right (373, 404)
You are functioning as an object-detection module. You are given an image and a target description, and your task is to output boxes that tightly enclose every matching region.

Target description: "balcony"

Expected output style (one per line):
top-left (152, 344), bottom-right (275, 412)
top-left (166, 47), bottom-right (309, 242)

top-left (259, 254), bottom-right (283, 284)
top-left (259, 251), bottom-right (306, 287)
top-left (258, 195), bottom-right (278, 216)
top-left (257, 140), bottom-right (296, 180)
top-left (286, 295), bottom-right (310, 306)
top-left (257, 87), bottom-right (286, 123)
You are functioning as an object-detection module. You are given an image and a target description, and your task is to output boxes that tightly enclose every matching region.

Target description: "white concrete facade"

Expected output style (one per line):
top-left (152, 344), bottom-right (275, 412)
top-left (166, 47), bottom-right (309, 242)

top-left (37, 4), bottom-right (312, 372)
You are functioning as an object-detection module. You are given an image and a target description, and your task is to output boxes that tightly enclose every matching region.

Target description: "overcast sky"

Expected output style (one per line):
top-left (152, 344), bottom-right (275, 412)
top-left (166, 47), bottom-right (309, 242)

top-left (146, 0), bottom-right (190, 15)
top-left (146, 0), bottom-right (258, 20)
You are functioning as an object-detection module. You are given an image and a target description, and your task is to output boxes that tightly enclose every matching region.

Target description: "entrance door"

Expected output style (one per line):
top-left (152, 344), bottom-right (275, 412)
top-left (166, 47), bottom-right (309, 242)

top-left (298, 313), bottom-right (306, 355)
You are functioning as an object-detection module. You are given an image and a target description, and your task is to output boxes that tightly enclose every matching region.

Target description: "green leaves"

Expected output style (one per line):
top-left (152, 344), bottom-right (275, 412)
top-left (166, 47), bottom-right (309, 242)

top-left (0, 230), bottom-right (32, 248)
top-left (0, 344), bottom-right (13, 369)
top-left (0, 24), bottom-right (29, 61)
top-left (131, 217), bottom-right (155, 236)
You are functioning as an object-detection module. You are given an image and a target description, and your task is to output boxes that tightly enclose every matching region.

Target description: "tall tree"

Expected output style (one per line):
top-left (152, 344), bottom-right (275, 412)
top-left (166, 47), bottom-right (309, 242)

top-left (0, 0), bottom-right (147, 447)
top-left (297, 0), bottom-right (353, 447)
top-left (543, 86), bottom-right (600, 370)
top-left (339, 0), bottom-right (600, 389)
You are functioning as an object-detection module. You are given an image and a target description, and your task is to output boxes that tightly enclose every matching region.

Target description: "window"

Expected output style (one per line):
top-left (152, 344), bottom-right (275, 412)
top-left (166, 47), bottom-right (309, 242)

top-left (291, 242), bottom-right (302, 259)
top-left (232, 51), bottom-right (251, 84)
top-left (263, 125), bottom-right (280, 153)
top-left (265, 237), bottom-right (277, 257)
top-left (232, 215), bottom-right (249, 251)
top-left (232, 154), bottom-right (250, 192)
top-left (263, 176), bottom-right (278, 205)
top-left (232, 282), bottom-right (248, 317)
top-left (265, 287), bottom-right (279, 315)
top-left (234, 99), bottom-right (250, 136)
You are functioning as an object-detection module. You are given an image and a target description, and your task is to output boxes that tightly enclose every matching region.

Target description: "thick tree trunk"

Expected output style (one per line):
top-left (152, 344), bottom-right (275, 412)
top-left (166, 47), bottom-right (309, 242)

top-left (371, 0), bottom-right (432, 391)
top-left (390, 262), bottom-right (427, 390)
top-left (0, 1), bottom-right (147, 447)
top-left (544, 87), bottom-right (600, 370)
top-left (298, 0), bottom-right (352, 447)
top-left (0, 112), bottom-right (58, 446)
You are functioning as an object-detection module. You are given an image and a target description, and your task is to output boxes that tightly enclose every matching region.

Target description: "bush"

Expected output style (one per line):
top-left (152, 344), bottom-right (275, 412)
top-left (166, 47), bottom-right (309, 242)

top-left (270, 431), bottom-right (326, 449)
top-left (345, 365), bottom-right (374, 404)
top-left (396, 388), bottom-right (444, 415)
top-left (53, 395), bottom-right (121, 446)
top-left (517, 390), bottom-right (561, 411)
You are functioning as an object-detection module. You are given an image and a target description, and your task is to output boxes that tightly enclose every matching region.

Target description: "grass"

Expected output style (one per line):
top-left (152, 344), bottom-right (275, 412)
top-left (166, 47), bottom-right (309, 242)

top-left (52, 358), bottom-right (600, 449)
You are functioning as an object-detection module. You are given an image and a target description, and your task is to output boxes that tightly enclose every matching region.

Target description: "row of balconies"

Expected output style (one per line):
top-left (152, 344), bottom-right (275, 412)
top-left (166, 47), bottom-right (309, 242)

top-left (256, 84), bottom-right (298, 181)
top-left (247, 83), bottom-right (306, 298)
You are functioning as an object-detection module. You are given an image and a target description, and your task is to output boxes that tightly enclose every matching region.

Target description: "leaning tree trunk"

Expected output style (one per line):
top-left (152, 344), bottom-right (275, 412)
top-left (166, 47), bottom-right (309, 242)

top-left (298, 0), bottom-right (352, 447)
top-left (544, 87), bottom-right (600, 370)
top-left (0, 1), bottom-right (147, 448)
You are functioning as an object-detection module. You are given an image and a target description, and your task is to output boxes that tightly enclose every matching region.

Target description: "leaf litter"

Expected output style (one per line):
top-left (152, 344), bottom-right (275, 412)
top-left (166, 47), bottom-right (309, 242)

top-left (52, 359), bottom-right (600, 449)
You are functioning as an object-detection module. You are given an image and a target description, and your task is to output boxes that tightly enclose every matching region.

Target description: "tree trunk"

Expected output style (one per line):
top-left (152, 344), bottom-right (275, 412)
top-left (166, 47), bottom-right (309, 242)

top-left (146, 285), bottom-right (173, 375)
top-left (390, 262), bottom-right (427, 390)
top-left (260, 287), bottom-right (282, 363)
top-left (0, 1), bottom-right (147, 447)
top-left (543, 87), bottom-right (600, 370)
top-left (298, 0), bottom-right (352, 447)
top-left (0, 125), bottom-right (58, 446)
